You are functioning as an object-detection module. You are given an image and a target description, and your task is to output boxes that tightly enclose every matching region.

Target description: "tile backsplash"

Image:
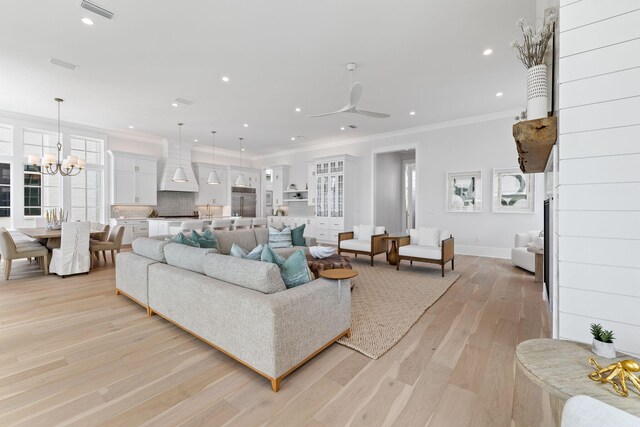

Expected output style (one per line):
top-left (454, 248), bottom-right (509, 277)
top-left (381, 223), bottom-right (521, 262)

top-left (156, 191), bottom-right (197, 216)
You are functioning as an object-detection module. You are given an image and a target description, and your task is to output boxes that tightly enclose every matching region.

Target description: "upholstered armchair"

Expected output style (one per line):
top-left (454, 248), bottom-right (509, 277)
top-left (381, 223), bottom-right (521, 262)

top-left (90, 225), bottom-right (125, 267)
top-left (0, 229), bottom-right (49, 279)
top-left (397, 227), bottom-right (455, 277)
top-left (338, 225), bottom-right (387, 266)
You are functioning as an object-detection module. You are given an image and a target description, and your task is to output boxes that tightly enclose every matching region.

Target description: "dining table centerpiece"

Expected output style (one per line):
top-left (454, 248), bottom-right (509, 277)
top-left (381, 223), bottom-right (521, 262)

top-left (44, 208), bottom-right (68, 230)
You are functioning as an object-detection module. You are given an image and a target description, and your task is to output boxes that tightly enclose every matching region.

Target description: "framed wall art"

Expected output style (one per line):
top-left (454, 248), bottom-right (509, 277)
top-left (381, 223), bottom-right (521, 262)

top-left (492, 168), bottom-right (535, 213)
top-left (446, 171), bottom-right (482, 213)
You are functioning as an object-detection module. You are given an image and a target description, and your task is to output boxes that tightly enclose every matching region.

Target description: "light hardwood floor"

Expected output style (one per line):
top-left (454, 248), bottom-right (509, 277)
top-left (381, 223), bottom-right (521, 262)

top-left (0, 253), bottom-right (549, 426)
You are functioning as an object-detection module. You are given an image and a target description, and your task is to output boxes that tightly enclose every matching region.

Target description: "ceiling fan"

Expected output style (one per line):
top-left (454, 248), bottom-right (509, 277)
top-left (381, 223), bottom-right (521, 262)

top-left (306, 63), bottom-right (391, 119)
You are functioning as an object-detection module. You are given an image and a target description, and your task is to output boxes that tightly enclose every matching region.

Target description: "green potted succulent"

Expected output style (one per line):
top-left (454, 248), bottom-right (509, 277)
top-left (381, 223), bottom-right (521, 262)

top-left (590, 323), bottom-right (616, 358)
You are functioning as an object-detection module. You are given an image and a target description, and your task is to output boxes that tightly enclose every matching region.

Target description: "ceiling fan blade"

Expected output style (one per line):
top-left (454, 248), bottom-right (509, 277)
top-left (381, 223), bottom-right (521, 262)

top-left (306, 103), bottom-right (351, 117)
top-left (354, 109), bottom-right (391, 118)
top-left (349, 82), bottom-right (363, 107)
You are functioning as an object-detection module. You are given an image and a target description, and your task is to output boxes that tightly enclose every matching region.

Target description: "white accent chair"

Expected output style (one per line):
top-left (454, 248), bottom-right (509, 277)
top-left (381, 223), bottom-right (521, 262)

top-left (49, 221), bottom-right (91, 277)
top-left (252, 218), bottom-right (267, 228)
top-left (233, 218), bottom-right (252, 230)
top-left (561, 395), bottom-right (640, 426)
top-left (511, 230), bottom-right (541, 273)
top-left (338, 225), bottom-right (387, 266)
top-left (397, 227), bottom-right (455, 277)
top-left (210, 219), bottom-right (232, 231)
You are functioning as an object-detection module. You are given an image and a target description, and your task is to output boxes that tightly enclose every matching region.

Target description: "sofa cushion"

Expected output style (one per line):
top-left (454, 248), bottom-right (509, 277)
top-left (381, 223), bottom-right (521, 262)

top-left (353, 225), bottom-right (360, 239)
top-left (291, 224), bottom-right (306, 247)
top-left (213, 229), bottom-right (258, 255)
top-left (202, 253), bottom-right (286, 294)
top-left (418, 227), bottom-right (440, 247)
top-left (280, 250), bottom-right (314, 288)
top-left (399, 244), bottom-right (441, 260)
top-left (254, 227), bottom-right (269, 245)
top-left (439, 230), bottom-right (451, 247)
top-left (358, 224), bottom-right (374, 241)
top-left (164, 243), bottom-right (217, 274)
top-left (409, 228), bottom-right (419, 245)
top-left (374, 226), bottom-right (386, 235)
top-left (269, 226), bottom-right (293, 248)
top-left (132, 237), bottom-right (168, 262)
top-left (191, 230), bottom-right (219, 250)
top-left (340, 239), bottom-right (370, 252)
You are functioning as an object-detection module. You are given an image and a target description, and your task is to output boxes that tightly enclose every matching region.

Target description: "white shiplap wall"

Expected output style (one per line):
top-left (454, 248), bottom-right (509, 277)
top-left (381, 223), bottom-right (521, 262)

top-left (558, 0), bottom-right (640, 356)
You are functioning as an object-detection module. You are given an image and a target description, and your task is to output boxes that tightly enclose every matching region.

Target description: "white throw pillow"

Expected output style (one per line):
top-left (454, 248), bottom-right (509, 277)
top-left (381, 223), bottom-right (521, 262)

top-left (418, 227), bottom-right (440, 247)
top-left (353, 225), bottom-right (360, 240)
top-left (409, 229), bottom-right (419, 245)
top-left (359, 224), bottom-right (374, 241)
top-left (374, 226), bottom-right (386, 235)
top-left (515, 232), bottom-right (530, 248)
top-left (439, 230), bottom-right (451, 246)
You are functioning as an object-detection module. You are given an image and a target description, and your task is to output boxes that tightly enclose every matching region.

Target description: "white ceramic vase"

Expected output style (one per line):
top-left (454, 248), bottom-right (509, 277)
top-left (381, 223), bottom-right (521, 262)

top-left (592, 338), bottom-right (616, 359)
top-left (527, 64), bottom-right (548, 120)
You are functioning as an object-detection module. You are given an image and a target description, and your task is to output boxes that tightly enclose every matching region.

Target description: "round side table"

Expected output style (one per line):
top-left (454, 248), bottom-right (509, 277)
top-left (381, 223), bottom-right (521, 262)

top-left (319, 268), bottom-right (358, 301)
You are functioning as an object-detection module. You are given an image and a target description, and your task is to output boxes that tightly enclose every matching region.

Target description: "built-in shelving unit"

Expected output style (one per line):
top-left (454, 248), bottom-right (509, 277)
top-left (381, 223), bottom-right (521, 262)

top-left (512, 116), bottom-right (557, 173)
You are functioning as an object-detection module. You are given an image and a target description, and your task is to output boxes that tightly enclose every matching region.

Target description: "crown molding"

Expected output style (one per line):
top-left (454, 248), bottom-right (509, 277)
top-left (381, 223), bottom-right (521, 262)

top-left (248, 108), bottom-right (521, 160)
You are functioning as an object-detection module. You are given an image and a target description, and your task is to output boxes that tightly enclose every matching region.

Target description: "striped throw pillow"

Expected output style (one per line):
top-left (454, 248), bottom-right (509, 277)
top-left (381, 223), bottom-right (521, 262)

top-left (269, 226), bottom-right (293, 248)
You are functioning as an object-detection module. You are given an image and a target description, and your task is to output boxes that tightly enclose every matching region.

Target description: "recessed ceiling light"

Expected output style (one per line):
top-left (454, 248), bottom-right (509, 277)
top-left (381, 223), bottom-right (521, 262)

top-left (340, 127), bottom-right (345, 131)
top-left (241, 148), bottom-right (246, 152)
top-left (295, 107), bottom-right (301, 112)
top-left (81, 17), bottom-right (94, 26)
top-left (171, 102), bottom-right (179, 107)
top-left (194, 139), bottom-right (198, 142)
top-left (290, 137), bottom-right (296, 141)
top-left (483, 48), bottom-right (493, 56)
top-left (496, 92), bottom-right (504, 97)
top-left (128, 125), bottom-right (134, 129)
top-left (409, 111), bottom-right (416, 116)
top-left (221, 76), bottom-right (230, 82)
top-left (243, 123), bottom-right (249, 127)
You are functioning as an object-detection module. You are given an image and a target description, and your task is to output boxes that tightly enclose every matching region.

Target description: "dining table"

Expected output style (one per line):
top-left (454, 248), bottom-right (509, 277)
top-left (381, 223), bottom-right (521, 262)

top-left (17, 227), bottom-right (107, 249)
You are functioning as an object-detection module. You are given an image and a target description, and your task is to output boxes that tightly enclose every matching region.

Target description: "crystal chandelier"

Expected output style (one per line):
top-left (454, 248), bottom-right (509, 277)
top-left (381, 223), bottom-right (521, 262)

top-left (27, 98), bottom-right (85, 176)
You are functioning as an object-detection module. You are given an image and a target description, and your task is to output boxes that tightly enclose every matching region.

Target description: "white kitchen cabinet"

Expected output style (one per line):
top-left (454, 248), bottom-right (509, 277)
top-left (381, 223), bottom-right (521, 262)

top-left (313, 156), bottom-right (355, 243)
top-left (108, 151), bottom-right (158, 206)
top-left (307, 162), bottom-right (317, 206)
top-left (194, 163), bottom-right (229, 206)
top-left (110, 218), bottom-right (149, 245)
top-left (270, 166), bottom-right (289, 207)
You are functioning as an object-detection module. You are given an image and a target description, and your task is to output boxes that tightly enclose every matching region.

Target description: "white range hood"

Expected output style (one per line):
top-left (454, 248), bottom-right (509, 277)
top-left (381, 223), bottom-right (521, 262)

top-left (158, 139), bottom-right (199, 192)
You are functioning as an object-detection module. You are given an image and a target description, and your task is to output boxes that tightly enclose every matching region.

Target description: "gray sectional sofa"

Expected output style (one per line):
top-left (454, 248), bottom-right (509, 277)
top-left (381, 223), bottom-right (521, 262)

top-left (115, 230), bottom-right (349, 392)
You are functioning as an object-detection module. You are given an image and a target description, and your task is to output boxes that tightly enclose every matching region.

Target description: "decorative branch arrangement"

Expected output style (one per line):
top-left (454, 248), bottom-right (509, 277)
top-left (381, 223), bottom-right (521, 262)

top-left (44, 208), bottom-right (68, 230)
top-left (511, 12), bottom-right (557, 68)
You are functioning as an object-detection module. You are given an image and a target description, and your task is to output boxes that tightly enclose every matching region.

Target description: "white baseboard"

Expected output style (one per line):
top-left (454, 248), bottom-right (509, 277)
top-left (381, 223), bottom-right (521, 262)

top-left (455, 245), bottom-right (511, 259)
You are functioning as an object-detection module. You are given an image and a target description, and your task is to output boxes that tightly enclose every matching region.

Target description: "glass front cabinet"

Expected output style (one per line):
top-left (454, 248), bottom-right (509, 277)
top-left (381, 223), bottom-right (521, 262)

top-left (313, 156), bottom-right (353, 242)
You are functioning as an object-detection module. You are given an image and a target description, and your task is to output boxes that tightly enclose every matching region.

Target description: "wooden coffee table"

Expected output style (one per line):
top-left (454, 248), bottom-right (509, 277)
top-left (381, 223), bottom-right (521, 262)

top-left (306, 253), bottom-right (352, 279)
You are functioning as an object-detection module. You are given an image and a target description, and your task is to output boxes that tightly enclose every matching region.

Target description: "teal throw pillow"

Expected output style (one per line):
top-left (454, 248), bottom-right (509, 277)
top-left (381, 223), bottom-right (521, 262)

top-left (280, 250), bottom-right (314, 288)
top-left (291, 224), bottom-right (306, 247)
top-left (191, 230), bottom-right (219, 249)
top-left (230, 243), bottom-right (249, 258)
top-left (268, 226), bottom-right (293, 248)
top-left (246, 244), bottom-right (264, 261)
top-left (260, 244), bottom-right (286, 267)
top-left (172, 232), bottom-right (200, 247)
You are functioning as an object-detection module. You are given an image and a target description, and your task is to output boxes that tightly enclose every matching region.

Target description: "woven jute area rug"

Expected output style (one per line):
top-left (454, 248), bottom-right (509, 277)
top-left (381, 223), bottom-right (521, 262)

top-left (337, 259), bottom-right (460, 359)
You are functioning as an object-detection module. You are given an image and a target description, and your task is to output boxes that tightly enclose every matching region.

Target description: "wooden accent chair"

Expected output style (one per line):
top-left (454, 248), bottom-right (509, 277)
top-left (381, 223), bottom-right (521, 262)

top-left (397, 227), bottom-right (455, 277)
top-left (338, 225), bottom-right (388, 266)
top-left (0, 229), bottom-right (49, 279)
top-left (90, 225), bottom-right (125, 267)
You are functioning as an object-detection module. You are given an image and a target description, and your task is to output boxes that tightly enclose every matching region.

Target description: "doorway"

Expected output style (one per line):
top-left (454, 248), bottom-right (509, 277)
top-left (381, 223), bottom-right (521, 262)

top-left (373, 149), bottom-right (416, 233)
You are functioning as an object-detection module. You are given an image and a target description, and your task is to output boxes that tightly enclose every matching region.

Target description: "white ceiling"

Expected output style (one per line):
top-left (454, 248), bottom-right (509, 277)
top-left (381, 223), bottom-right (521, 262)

top-left (0, 0), bottom-right (535, 154)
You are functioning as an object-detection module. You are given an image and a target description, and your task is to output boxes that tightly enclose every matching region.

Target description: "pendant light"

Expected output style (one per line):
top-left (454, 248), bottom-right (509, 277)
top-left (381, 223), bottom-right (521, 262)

top-left (235, 137), bottom-right (247, 187)
top-left (172, 122), bottom-right (188, 182)
top-left (27, 98), bottom-right (85, 176)
top-left (207, 130), bottom-right (221, 184)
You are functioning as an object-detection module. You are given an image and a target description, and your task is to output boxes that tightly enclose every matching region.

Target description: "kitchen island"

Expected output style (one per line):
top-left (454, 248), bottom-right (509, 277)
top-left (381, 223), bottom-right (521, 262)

top-left (147, 217), bottom-right (242, 237)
